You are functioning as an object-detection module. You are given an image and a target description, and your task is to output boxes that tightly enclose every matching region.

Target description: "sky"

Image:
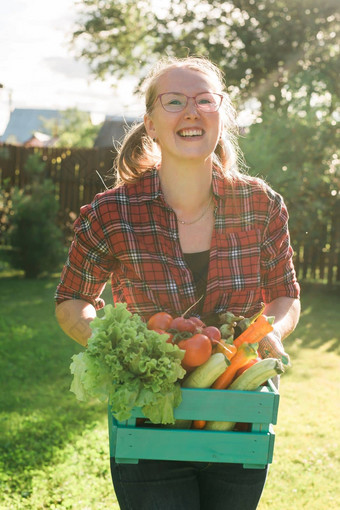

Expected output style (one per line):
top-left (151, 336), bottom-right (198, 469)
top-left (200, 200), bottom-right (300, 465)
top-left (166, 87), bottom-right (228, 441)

top-left (0, 0), bottom-right (146, 134)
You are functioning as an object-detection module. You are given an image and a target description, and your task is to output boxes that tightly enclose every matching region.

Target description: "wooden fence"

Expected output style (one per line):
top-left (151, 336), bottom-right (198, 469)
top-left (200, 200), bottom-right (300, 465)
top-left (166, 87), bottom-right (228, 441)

top-left (0, 143), bottom-right (113, 217)
top-left (0, 143), bottom-right (339, 285)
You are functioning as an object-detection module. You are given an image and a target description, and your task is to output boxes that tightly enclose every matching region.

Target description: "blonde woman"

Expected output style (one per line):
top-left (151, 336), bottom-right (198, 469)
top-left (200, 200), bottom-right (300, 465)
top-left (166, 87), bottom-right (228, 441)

top-left (55, 56), bottom-right (300, 509)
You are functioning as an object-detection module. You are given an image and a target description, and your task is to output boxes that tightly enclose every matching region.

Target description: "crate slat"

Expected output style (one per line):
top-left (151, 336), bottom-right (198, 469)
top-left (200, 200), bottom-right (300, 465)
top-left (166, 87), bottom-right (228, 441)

top-left (128, 386), bottom-right (280, 424)
top-left (114, 427), bottom-right (275, 466)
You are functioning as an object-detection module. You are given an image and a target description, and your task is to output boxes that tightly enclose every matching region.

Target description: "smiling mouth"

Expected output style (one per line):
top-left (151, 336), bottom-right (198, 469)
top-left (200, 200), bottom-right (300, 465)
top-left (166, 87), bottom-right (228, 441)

top-left (177, 129), bottom-right (204, 137)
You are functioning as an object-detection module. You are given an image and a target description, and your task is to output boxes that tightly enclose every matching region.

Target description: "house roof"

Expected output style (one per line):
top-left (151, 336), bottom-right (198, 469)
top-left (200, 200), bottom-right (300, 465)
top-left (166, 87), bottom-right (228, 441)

top-left (94, 115), bottom-right (140, 148)
top-left (0, 108), bottom-right (62, 144)
top-left (23, 131), bottom-right (59, 148)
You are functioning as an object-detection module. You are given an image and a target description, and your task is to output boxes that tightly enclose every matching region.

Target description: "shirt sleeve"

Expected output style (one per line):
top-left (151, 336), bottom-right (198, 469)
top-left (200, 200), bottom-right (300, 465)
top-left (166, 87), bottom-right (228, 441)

top-left (54, 199), bottom-right (114, 310)
top-left (260, 191), bottom-right (300, 303)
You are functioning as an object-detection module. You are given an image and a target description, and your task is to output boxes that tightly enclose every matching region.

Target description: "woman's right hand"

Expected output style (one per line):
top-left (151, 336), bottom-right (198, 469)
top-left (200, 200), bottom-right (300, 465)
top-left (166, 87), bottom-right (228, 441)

top-left (55, 299), bottom-right (96, 347)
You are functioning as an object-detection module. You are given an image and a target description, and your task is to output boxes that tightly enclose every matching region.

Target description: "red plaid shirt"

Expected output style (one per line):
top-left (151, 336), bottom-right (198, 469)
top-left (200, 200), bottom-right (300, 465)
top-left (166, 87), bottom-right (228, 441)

top-left (55, 169), bottom-right (300, 320)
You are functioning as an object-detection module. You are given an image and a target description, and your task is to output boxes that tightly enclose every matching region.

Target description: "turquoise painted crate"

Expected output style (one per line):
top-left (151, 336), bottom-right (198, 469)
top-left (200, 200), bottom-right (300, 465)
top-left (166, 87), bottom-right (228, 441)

top-left (108, 381), bottom-right (280, 469)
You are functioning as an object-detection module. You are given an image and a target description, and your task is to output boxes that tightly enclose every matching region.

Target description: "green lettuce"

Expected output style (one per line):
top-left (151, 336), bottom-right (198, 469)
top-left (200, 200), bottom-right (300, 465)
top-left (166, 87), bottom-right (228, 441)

top-left (70, 303), bottom-right (186, 424)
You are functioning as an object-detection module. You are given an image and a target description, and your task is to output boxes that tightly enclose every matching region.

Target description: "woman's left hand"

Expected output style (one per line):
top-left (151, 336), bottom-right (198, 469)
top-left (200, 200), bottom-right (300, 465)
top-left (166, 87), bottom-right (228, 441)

top-left (258, 329), bottom-right (291, 367)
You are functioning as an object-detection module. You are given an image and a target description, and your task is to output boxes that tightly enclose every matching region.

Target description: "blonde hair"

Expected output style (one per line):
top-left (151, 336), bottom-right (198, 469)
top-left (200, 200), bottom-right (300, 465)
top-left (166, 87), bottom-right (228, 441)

top-left (114, 56), bottom-right (246, 184)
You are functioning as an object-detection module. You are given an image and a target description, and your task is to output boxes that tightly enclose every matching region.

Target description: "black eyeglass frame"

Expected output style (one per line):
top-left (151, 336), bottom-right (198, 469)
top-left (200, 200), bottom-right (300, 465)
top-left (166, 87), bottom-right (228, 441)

top-left (155, 92), bottom-right (224, 113)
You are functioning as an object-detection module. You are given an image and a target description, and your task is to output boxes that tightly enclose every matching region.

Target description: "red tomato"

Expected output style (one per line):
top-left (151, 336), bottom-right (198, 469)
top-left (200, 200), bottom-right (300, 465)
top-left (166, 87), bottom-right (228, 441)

top-left (147, 312), bottom-right (173, 331)
top-left (202, 326), bottom-right (221, 342)
top-left (170, 317), bottom-right (196, 333)
top-left (178, 334), bottom-right (212, 367)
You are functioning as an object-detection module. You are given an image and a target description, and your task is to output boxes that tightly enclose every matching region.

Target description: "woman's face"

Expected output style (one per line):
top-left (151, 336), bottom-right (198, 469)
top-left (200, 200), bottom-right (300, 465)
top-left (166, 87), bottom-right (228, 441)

top-left (144, 67), bottom-right (223, 166)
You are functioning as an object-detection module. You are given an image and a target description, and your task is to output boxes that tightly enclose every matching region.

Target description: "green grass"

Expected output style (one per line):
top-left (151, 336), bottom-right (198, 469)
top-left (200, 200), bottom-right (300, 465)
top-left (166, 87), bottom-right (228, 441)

top-left (258, 285), bottom-right (340, 509)
top-left (0, 276), bottom-right (339, 509)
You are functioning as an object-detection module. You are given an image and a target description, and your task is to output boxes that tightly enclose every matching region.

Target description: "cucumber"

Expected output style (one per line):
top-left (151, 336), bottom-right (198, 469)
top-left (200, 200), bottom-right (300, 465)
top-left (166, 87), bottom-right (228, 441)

top-left (182, 353), bottom-right (229, 388)
top-left (205, 358), bottom-right (285, 431)
top-left (205, 419), bottom-right (235, 431)
top-left (229, 358), bottom-right (285, 391)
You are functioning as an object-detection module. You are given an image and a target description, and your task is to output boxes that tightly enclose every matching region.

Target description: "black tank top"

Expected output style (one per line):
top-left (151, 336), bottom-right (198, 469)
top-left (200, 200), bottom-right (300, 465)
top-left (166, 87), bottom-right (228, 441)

top-left (183, 250), bottom-right (210, 313)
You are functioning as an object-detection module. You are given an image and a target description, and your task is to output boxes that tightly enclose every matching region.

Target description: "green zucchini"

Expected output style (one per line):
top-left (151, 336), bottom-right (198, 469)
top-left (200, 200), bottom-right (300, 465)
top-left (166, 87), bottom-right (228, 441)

top-left (182, 353), bottom-right (229, 388)
top-left (229, 358), bottom-right (285, 391)
top-left (205, 358), bottom-right (285, 431)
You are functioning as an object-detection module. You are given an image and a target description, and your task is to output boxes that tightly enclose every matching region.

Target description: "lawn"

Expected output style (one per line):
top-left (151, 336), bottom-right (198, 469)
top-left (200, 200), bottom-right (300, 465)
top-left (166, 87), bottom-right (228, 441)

top-left (0, 276), bottom-right (339, 510)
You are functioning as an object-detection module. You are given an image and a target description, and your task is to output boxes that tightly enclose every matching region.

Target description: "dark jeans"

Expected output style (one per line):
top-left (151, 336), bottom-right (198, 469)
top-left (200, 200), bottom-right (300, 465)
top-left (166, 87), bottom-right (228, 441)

top-left (110, 458), bottom-right (268, 510)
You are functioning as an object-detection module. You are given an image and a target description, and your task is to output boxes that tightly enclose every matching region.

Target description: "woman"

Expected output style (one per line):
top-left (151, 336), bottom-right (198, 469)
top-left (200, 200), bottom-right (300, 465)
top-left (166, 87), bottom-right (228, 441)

top-left (55, 56), bottom-right (300, 510)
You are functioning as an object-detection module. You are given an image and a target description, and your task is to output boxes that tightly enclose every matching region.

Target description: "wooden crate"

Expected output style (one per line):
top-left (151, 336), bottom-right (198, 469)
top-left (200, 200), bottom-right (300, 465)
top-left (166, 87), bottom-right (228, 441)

top-left (108, 382), bottom-right (279, 469)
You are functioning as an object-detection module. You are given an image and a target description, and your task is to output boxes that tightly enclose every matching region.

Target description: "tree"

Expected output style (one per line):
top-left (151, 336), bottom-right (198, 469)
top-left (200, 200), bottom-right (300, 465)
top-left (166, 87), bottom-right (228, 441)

top-left (240, 108), bottom-right (339, 245)
top-left (43, 108), bottom-right (102, 148)
top-left (72, 0), bottom-right (339, 264)
top-left (6, 154), bottom-right (65, 278)
top-left (72, 0), bottom-right (339, 112)
top-left (72, 0), bottom-right (155, 79)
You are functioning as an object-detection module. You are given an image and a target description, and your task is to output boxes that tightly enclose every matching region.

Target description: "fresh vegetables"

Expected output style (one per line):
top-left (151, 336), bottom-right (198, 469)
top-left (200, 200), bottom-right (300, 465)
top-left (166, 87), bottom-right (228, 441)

top-left (192, 420), bottom-right (207, 429)
top-left (212, 340), bottom-right (237, 360)
top-left (70, 303), bottom-right (186, 424)
top-left (178, 334), bottom-right (212, 367)
top-left (233, 315), bottom-right (273, 349)
top-left (204, 419), bottom-right (235, 431)
top-left (188, 317), bottom-right (206, 328)
top-left (205, 358), bottom-right (284, 431)
top-left (69, 302), bottom-right (291, 433)
top-left (212, 343), bottom-right (259, 390)
top-left (147, 311), bottom-right (229, 370)
top-left (182, 353), bottom-right (229, 388)
top-left (234, 357), bottom-right (261, 378)
top-left (170, 316), bottom-right (197, 333)
top-left (146, 305), bottom-right (289, 393)
top-left (229, 358), bottom-right (285, 391)
top-left (147, 311), bottom-right (173, 331)
top-left (235, 303), bottom-right (266, 333)
top-left (201, 326), bottom-right (221, 342)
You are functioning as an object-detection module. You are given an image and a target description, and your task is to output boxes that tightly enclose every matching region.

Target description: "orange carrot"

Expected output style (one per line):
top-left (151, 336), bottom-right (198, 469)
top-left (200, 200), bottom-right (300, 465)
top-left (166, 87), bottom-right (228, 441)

top-left (212, 343), bottom-right (258, 389)
top-left (233, 315), bottom-right (273, 349)
top-left (192, 420), bottom-right (206, 429)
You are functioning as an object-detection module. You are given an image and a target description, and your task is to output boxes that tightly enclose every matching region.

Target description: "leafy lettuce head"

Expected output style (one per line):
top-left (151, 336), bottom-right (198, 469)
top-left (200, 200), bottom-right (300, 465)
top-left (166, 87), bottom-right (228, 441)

top-left (70, 303), bottom-right (185, 424)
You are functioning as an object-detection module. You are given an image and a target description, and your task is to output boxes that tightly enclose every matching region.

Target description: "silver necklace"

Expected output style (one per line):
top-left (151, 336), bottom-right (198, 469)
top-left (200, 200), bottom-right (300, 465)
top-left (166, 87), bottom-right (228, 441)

top-left (177, 194), bottom-right (213, 225)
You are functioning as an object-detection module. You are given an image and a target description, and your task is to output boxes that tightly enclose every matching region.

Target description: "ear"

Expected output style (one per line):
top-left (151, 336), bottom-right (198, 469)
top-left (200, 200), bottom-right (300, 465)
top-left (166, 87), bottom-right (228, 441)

top-left (144, 113), bottom-right (156, 140)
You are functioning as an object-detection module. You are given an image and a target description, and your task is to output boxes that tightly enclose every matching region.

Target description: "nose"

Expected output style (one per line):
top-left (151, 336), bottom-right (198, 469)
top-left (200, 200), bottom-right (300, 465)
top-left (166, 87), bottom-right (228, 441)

top-left (184, 97), bottom-right (200, 118)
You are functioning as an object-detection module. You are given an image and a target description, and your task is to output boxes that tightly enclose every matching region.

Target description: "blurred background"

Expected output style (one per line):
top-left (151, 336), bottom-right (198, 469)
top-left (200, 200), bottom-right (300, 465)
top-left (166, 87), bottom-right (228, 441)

top-left (0, 1), bottom-right (339, 509)
top-left (0, 0), bottom-right (145, 134)
top-left (0, 0), bottom-right (338, 283)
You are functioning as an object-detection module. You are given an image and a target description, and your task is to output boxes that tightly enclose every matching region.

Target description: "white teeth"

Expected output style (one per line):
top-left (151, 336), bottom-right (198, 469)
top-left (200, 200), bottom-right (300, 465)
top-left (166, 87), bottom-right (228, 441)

top-left (179, 129), bottom-right (203, 137)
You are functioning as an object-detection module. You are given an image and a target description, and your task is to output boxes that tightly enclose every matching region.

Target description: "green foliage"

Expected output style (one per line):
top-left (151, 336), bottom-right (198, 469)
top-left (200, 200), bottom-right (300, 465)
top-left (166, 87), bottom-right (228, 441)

top-left (43, 108), bottom-right (102, 148)
top-left (72, 1), bottom-right (339, 253)
top-left (240, 108), bottom-right (339, 248)
top-left (0, 178), bottom-right (12, 247)
top-left (72, 0), bottom-right (339, 110)
top-left (6, 154), bottom-right (65, 278)
top-left (73, 0), bottom-right (155, 79)
top-left (0, 278), bottom-right (339, 509)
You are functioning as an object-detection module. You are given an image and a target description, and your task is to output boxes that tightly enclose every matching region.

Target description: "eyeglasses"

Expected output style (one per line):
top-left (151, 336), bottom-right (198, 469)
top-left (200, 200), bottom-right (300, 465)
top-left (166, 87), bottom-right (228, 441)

top-left (156, 92), bottom-right (223, 113)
